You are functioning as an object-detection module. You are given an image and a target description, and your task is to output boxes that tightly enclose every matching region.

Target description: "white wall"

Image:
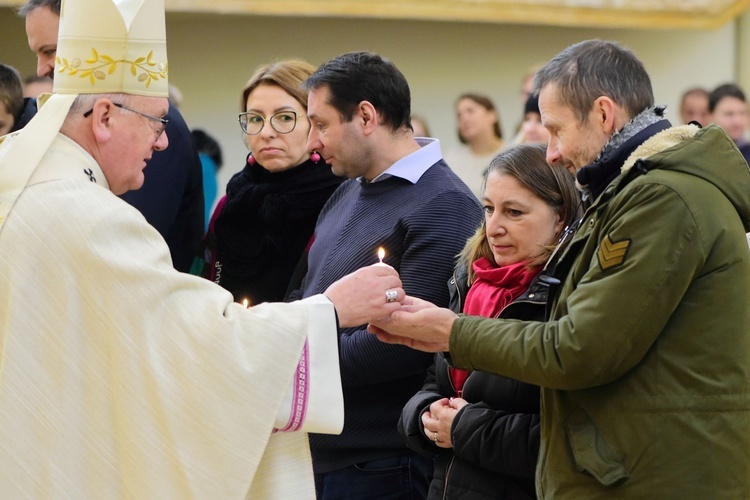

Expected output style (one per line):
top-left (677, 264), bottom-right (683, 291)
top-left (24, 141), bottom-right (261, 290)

top-left (0, 8), bottom-right (739, 198)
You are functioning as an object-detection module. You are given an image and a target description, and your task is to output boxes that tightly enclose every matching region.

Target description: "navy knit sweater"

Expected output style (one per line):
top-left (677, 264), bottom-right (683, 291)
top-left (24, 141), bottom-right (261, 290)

top-left (301, 160), bottom-right (483, 473)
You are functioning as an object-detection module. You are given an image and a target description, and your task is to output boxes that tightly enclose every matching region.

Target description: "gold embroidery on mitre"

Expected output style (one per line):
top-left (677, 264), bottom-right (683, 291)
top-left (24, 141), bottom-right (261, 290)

top-left (56, 48), bottom-right (168, 87)
top-left (597, 235), bottom-right (631, 271)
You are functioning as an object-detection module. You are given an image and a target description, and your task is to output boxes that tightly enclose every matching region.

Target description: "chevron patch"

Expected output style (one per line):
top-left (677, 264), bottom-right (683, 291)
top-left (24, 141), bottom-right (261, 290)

top-left (597, 235), bottom-right (631, 271)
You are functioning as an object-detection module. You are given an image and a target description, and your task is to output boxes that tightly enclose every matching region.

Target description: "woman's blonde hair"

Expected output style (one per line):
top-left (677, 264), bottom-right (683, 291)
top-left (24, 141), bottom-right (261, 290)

top-left (240, 59), bottom-right (316, 111)
top-left (458, 143), bottom-right (581, 284)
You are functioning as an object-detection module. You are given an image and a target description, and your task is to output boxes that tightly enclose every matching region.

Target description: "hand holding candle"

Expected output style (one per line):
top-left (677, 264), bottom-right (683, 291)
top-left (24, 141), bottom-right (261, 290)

top-left (323, 261), bottom-right (404, 327)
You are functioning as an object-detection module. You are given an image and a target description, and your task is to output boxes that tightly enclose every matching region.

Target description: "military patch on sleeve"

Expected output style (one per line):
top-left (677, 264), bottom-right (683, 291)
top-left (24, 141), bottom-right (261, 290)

top-left (597, 234), bottom-right (631, 271)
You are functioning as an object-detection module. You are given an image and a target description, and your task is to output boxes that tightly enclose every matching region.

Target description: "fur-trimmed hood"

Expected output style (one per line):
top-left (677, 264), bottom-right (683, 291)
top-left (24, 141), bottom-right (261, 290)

top-left (620, 124), bottom-right (750, 231)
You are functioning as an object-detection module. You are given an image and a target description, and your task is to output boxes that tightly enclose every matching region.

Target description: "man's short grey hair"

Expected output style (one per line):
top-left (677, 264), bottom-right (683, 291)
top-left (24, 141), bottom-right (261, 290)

top-left (17, 0), bottom-right (61, 17)
top-left (533, 39), bottom-right (654, 124)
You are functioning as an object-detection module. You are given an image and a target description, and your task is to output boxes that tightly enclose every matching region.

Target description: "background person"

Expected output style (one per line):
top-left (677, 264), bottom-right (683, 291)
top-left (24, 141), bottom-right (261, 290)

top-left (400, 144), bottom-right (581, 500)
top-left (519, 63), bottom-right (543, 106)
top-left (22, 74), bottom-right (52, 98)
top-left (190, 127), bottom-right (223, 229)
top-left (411, 113), bottom-right (431, 137)
top-left (678, 86), bottom-right (710, 125)
top-left (0, 64), bottom-right (24, 135)
top-left (516, 93), bottom-right (549, 145)
top-left (709, 82), bottom-right (750, 163)
top-left (444, 93), bottom-right (505, 196)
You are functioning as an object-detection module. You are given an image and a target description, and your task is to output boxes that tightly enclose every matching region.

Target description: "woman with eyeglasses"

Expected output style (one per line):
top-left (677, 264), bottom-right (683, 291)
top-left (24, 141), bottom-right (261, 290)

top-left (399, 144), bottom-right (581, 500)
top-left (194, 59), bottom-right (343, 305)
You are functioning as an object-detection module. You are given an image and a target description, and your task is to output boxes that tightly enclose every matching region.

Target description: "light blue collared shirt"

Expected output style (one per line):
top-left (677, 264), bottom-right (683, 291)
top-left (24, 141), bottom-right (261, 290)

top-left (363, 138), bottom-right (443, 184)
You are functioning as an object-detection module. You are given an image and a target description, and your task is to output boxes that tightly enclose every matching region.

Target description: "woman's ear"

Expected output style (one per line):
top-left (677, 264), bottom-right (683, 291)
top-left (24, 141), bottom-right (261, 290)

top-left (554, 211), bottom-right (566, 237)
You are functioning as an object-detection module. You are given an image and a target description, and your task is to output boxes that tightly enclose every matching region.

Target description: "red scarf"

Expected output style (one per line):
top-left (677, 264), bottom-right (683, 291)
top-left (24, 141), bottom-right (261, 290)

top-left (449, 257), bottom-right (541, 396)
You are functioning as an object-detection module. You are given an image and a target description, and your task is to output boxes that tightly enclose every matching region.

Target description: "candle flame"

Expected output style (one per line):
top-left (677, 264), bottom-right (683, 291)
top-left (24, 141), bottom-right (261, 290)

top-left (377, 247), bottom-right (385, 263)
top-left (242, 298), bottom-right (250, 308)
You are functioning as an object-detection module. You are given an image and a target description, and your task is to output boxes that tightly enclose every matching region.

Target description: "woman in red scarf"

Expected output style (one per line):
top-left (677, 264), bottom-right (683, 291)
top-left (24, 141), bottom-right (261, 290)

top-left (399, 144), bottom-right (581, 499)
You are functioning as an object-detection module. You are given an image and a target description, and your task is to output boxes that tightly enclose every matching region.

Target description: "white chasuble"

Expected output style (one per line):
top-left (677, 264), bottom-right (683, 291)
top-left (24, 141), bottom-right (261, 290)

top-left (0, 135), bottom-right (343, 498)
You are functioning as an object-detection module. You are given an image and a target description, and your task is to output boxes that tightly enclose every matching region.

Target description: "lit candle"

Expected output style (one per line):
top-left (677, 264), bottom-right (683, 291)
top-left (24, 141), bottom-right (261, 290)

top-left (377, 247), bottom-right (385, 264)
top-left (242, 298), bottom-right (250, 308)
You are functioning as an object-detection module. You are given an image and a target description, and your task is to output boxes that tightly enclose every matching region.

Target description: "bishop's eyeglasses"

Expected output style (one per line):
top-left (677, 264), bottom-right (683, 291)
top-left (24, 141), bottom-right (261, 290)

top-left (238, 111), bottom-right (303, 135)
top-left (83, 103), bottom-right (169, 140)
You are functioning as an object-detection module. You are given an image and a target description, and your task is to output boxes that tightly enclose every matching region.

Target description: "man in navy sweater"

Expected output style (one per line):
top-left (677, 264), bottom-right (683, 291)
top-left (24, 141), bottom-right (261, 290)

top-left (300, 51), bottom-right (483, 499)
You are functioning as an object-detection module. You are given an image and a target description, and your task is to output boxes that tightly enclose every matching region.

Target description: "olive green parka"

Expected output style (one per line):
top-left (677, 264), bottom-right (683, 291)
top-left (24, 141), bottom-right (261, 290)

top-left (449, 124), bottom-right (750, 498)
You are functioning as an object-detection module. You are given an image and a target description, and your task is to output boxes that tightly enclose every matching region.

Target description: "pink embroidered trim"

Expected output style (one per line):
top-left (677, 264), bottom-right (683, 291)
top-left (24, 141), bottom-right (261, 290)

top-left (278, 340), bottom-right (310, 432)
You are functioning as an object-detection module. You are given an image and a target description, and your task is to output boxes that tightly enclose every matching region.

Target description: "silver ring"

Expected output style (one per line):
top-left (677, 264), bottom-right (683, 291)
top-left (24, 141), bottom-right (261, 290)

top-left (385, 289), bottom-right (398, 303)
top-left (432, 432), bottom-right (438, 442)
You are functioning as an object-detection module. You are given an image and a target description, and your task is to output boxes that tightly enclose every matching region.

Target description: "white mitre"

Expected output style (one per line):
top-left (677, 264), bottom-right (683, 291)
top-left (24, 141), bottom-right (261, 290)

top-left (54, 0), bottom-right (168, 97)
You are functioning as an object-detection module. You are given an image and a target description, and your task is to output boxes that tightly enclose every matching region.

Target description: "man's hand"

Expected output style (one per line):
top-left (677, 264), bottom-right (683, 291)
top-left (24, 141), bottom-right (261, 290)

top-left (324, 264), bottom-right (404, 328)
top-left (368, 296), bottom-right (457, 352)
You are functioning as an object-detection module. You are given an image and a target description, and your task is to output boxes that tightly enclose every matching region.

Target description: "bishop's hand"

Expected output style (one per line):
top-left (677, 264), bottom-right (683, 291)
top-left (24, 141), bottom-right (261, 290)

top-left (324, 264), bottom-right (404, 328)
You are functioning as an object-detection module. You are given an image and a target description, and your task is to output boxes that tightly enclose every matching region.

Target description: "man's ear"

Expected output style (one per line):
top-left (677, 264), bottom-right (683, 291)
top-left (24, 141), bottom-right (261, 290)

top-left (90, 99), bottom-right (115, 143)
top-left (593, 96), bottom-right (617, 135)
top-left (357, 100), bottom-right (379, 136)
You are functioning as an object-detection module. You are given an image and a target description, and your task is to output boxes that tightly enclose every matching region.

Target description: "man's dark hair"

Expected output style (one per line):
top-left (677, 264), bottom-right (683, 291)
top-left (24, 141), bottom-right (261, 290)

top-left (303, 51), bottom-right (411, 132)
top-left (191, 129), bottom-right (223, 170)
top-left (0, 64), bottom-right (24, 121)
top-left (708, 83), bottom-right (747, 113)
top-left (533, 39), bottom-right (654, 124)
top-left (18, 0), bottom-right (61, 17)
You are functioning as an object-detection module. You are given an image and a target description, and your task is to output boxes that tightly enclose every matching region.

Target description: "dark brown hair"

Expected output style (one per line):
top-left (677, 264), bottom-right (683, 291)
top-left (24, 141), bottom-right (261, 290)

top-left (456, 93), bottom-right (503, 144)
top-left (458, 144), bottom-right (581, 282)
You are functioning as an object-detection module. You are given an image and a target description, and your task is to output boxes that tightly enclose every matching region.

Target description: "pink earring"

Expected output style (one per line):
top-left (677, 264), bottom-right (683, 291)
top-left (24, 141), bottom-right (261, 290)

top-left (310, 151), bottom-right (321, 163)
top-left (246, 153), bottom-right (256, 166)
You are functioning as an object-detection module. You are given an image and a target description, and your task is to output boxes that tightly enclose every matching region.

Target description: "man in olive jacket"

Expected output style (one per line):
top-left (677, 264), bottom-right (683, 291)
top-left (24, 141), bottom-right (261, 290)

top-left (371, 40), bottom-right (750, 498)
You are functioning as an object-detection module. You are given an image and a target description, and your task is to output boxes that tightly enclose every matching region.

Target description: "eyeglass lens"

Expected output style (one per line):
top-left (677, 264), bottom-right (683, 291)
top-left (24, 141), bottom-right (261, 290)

top-left (239, 111), bottom-right (298, 135)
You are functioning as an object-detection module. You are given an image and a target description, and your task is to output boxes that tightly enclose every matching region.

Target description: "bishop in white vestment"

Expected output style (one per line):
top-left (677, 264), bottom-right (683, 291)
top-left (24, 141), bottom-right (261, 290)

top-left (0, 0), bottom-right (405, 497)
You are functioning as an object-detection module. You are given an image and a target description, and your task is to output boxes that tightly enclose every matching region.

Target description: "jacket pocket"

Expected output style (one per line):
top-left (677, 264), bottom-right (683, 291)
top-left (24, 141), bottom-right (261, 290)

top-left (563, 410), bottom-right (630, 487)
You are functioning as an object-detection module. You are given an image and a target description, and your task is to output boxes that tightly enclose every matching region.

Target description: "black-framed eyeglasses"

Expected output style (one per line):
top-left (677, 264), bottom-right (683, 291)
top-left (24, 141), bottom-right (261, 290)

top-left (238, 110), bottom-right (302, 135)
top-left (83, 103), bottom-right (169, 140)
